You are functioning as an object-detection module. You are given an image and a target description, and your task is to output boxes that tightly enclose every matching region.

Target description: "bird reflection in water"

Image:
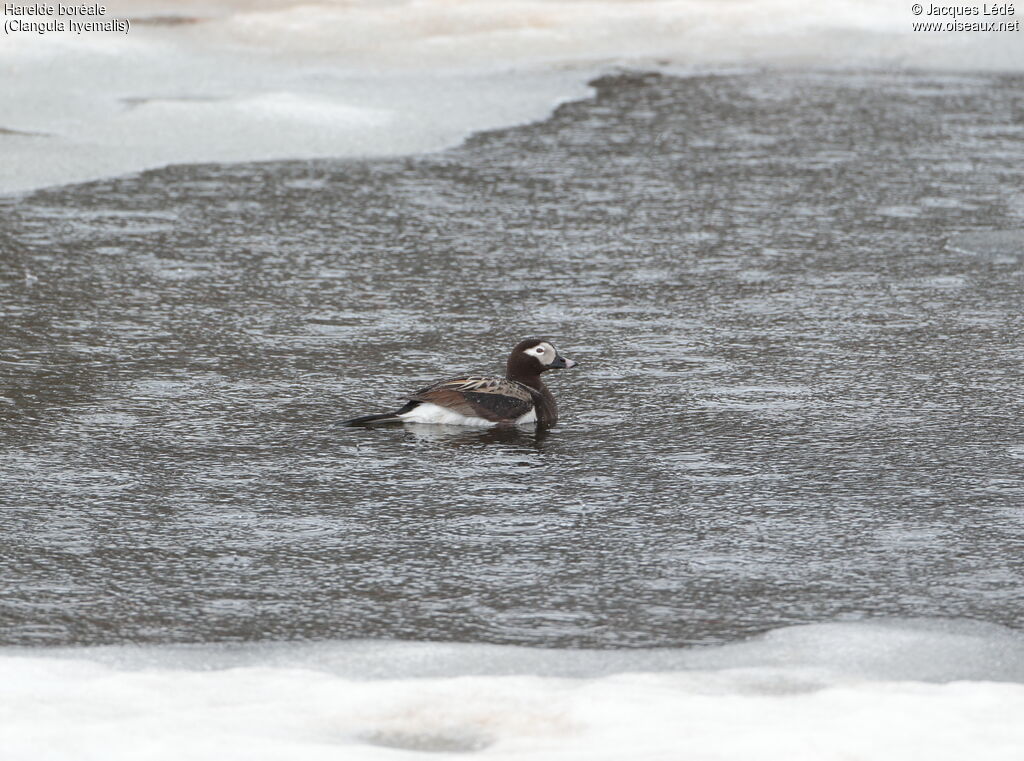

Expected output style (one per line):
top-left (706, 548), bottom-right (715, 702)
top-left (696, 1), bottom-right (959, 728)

top-left (400, 423), bottom-right (549, 450)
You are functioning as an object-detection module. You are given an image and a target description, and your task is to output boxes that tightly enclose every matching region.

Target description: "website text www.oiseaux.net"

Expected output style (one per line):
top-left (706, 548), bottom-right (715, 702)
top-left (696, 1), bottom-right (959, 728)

top-left (910, 3), bottom-right (1020, 30)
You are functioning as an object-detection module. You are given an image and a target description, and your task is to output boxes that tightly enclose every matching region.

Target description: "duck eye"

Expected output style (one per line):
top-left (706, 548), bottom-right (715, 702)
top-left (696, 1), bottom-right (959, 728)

top-left (534, 347), bottom-right (544, 353)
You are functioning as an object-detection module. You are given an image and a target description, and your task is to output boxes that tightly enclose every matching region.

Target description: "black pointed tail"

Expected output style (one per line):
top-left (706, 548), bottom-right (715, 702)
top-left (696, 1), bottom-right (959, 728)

top-left (340, 412), bottom-right (403, 426)
top-left (340, 401), bottom-right (418, 426)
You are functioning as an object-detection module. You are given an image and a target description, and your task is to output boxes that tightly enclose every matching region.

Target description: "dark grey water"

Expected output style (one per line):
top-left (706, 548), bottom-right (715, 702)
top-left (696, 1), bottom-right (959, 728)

top-left (2, 70), bottom-right (1023, 648)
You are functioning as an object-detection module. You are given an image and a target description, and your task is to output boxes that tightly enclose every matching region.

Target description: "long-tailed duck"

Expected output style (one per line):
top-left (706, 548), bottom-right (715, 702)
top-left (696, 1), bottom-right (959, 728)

top-left (342, 338), bottom-right (577, 427)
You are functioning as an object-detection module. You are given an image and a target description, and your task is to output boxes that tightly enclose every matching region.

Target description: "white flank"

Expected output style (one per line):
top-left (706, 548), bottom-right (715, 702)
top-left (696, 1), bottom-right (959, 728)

top-left (398, 402), bottom-right (497, 427)
top-left (515, 408), bottom-right (538, 424)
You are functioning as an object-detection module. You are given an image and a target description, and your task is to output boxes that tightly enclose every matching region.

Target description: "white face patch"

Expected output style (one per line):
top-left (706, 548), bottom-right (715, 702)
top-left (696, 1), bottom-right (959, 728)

top-left (524, 342), bottom-right (556, 366)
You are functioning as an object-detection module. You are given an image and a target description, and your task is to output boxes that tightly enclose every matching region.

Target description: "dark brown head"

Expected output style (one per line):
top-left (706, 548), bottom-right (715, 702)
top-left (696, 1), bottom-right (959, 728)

top-left (505, 338), bottom-right (578, 385)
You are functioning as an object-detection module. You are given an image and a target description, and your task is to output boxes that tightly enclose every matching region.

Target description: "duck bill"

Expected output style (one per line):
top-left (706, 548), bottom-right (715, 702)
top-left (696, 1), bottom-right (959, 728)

top-left (550, 355), bottom-right (578, 369)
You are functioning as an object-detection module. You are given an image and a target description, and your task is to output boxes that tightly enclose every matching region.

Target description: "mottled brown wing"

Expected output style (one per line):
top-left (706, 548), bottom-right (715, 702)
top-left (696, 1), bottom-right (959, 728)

top-left (410, 376), bottom-right (536, 422)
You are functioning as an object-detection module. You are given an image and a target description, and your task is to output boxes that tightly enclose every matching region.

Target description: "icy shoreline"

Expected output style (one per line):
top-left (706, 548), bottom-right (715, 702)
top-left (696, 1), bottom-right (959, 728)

top-left (4, 619), bottom-right (1023, 761)
top-left (2, 0), bottom-right (1021, 195)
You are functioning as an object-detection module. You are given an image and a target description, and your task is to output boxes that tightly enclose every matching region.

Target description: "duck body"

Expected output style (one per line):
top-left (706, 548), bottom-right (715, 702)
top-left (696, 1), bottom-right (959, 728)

top-left (342, 338), bottom-right (576, 428)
